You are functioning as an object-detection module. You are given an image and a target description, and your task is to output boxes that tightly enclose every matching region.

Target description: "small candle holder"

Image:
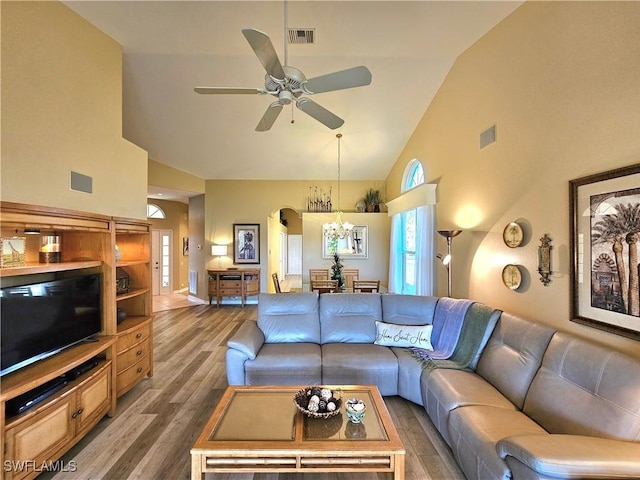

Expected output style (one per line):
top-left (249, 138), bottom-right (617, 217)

top-left (345, 398), bottom-right (367, 424)
top-left (39, 235), bottom-right (61, 263)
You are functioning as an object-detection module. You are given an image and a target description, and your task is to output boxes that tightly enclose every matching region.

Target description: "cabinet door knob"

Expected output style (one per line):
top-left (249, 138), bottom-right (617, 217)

top-left (136, 333), bottom-right (142, 339)
top-left (137, 367), bottom-right (143, 373)
top-left (136, 350), bottom-right (143, 356)
top-left (72, 408), bottom-right (83, 418)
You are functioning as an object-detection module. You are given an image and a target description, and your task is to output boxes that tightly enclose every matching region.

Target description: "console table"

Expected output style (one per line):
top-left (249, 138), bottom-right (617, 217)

top-left (207, 268), bottom-right (260, 308)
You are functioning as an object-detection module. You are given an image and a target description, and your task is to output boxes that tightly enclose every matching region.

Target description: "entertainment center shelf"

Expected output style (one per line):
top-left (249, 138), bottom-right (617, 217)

top-left (0, 337), bottom-right (116, 403)
top-left (0, 202), bottom-right (153, 479)
top-left (0, 260), bottom-right (103, 278)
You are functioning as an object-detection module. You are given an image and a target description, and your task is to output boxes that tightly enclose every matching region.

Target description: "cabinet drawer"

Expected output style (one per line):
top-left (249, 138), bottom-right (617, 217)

top-left (116, 354), bottom-right (150, 394)
top-left (220, 281), bottom-right (242, 288)
top-left (117, 323), bottom-right (150, 353)
top-left (117, 339), bottom-right (151, 374)
top-left (219, 288), bottom-right (242, 295)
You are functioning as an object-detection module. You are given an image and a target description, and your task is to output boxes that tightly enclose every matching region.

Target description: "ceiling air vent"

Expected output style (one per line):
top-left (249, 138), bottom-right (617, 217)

top-left (288, 28), bottom-right (315, 44)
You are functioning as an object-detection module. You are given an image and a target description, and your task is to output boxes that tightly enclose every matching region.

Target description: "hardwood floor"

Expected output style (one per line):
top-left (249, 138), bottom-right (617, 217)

top-left (42, 305), bottom-right (465, 480)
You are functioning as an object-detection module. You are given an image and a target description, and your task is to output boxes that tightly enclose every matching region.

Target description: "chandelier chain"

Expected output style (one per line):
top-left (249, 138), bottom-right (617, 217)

top-left (336, 133), bottom-right (342, 213)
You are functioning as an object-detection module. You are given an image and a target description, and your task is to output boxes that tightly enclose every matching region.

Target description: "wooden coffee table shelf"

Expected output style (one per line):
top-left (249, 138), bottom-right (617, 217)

top-left (191, 385), bottom-right (405, 479)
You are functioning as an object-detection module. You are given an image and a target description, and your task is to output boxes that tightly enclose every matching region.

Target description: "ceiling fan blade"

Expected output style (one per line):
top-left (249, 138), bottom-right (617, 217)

top-left (256, 102), bottom-right (283, 132)
top-left (296, 98), bottom-right (344, 130)
top-left (194, 87), bottom-right (265, 95)
top-left (242, 28), bottom-right (286, 81)
top-left (304, 66), bottom-right (372, 94)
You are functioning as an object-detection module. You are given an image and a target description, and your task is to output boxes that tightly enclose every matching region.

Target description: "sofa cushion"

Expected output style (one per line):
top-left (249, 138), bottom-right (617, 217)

top-left (321, 343), bottom-right (398, 396)
top-left (381, 294), bottom-right (438, 325)
top-left (392, 347), bottom-right (425, 406)
top-left (257, 292), bottom-right (320, 343)
top-left (476, 312), bottom-right (556, 409)
top-left (523, 332), bottom-right (640, 442)
top-left (374, 321), bottom-right (433, 349)
top-left (448, 405), bottom-right (548, 480)
top-left (319, 293), bottom-right (382, 344)
top-left (244, 343), bottom-right (322, 385)
top-left (421, 369), bottom-right (516, 446)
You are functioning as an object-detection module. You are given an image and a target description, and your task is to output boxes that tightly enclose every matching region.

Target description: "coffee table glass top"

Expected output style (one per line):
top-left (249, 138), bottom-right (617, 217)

top-left (209, 388), bottom-right (387, 442)
top-left (211, 390), bottom-right (297, 441)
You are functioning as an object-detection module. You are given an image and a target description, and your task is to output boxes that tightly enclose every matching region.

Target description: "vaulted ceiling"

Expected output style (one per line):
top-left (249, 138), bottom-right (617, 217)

top-left (64, 1), bottom-right (522, 185)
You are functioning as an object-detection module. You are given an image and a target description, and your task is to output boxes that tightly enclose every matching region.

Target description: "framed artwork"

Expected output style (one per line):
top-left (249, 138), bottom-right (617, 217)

top-left (570, 163), bottom-right (640, 340)
top-left (1, 237), bottom-right (26, 268)
top-left (233, 223), bottom-right (260, 264)
top-left (182, 237), bottom-right (189, 256)
top-left (322, 225), bottom-right (368, 259)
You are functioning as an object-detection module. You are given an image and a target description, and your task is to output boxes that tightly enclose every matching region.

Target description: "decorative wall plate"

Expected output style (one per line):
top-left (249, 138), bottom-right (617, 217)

top-left (502, 264), bottom-right (523, 290)
top-left (503, 222), bottom-right (524, 248)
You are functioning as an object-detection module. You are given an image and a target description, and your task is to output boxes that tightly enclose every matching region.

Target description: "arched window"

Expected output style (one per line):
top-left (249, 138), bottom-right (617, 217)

top-left (403, 160), bottom-right (424, 192)
top-left (389, 159), bottom-right (435, 295)
top-left (147, 203), bottom-right (166, 219)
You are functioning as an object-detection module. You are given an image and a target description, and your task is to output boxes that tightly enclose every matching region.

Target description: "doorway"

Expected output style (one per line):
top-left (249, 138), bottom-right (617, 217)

top-left (152, 229), bottom-right (173, 295)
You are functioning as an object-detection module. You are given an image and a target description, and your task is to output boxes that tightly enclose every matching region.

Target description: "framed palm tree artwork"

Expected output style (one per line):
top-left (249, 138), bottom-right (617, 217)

top-left (570, 163), bottom-right (640, 340)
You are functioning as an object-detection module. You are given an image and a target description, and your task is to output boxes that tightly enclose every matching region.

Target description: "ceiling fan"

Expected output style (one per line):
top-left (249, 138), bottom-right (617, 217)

top-left (194, 27), bottom-right (372, 131)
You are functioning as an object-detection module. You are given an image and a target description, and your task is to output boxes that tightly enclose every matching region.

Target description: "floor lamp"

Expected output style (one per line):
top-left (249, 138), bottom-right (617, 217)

top-left (437, 230), bottom-right (462, 297)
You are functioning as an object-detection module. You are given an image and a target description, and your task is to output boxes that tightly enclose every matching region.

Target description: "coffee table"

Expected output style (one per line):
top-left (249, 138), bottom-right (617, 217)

top-left (191, 385), bottom-right (405, 479)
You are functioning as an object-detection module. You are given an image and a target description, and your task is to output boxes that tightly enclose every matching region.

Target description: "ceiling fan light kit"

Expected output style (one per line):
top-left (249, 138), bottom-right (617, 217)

top-left (195, 23), bottom-right (372, 131)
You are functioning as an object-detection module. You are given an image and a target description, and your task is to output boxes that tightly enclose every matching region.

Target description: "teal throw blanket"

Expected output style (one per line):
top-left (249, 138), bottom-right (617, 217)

top-left (411, 303), bottom-right (500, 371)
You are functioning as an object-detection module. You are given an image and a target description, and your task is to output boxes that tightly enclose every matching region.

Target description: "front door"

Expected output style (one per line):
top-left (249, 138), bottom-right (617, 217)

top-left (152, 229), bottom-right (172, 295)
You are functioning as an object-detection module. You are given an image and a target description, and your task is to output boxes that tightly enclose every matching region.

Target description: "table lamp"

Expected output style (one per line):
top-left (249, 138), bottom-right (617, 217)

top-left (211, 244), bottom-right (228, 268)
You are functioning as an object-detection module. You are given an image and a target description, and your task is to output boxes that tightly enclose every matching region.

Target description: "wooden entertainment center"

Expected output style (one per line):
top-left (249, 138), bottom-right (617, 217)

top-left (0, 202), bottom-right (153, 479)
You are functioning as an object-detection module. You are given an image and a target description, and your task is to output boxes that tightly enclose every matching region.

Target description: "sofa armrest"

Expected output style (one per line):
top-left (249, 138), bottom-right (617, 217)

top-left (497, 434), bottom-right (640, 479)
top-left (227, 320), bottom-right (265, 360)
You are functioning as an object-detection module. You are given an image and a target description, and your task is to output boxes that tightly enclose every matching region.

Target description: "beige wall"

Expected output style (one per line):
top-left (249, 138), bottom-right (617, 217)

top-left (148, 159), bottom-right (205, 194)
top-left (267, 215), bottom-right (287, 292)
top-left (1, 1), bottom-right (147, 219)
top-left (281, 208), bottom-right (302, 235)
top-left (385, 1), bottom-right (640, 356)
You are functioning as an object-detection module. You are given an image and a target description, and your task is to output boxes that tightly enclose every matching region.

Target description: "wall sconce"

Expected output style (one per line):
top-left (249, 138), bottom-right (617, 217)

top-left (538, 234), bottom-right (552, 286)
top-left (436, 230), bottom-right (462, 297)
top-left (211, 244), bottom-right (228, 268)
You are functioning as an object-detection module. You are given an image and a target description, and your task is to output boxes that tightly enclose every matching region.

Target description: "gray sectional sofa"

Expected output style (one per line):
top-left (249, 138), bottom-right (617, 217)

top-left (226, 292), bottom-right (640, 480)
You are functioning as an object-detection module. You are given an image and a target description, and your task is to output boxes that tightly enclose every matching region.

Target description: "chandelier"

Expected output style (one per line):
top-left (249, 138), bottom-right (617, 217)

top-left (324, 133), bottom-right (353, 240)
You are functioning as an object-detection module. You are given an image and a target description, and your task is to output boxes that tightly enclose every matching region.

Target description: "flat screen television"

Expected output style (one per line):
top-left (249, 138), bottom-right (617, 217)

top-left (1, 267), bottom-right (102, 377)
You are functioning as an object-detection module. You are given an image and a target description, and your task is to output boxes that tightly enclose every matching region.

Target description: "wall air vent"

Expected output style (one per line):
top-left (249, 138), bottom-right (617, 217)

top-left (288, 28), bottom-right (315, 44)
top-left (480, 124), bottom-right (497, 149)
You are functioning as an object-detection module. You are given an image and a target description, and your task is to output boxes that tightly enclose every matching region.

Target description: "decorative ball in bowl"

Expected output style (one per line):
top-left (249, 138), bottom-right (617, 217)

top-left (294, 387), bottom-right (342, 419)
top-left (345, 398), bottom-right (367, 424)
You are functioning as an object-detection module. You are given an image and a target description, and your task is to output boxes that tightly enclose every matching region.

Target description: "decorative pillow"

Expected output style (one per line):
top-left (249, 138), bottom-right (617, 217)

top-left (374, 321), bottom-right (434, 350)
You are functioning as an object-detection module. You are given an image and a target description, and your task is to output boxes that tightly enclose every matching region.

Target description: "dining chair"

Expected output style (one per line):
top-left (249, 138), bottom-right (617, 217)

top-left (272, 273), bottom-right (282, 293)
top-left (342, 268), bottom-right (359, 291)
top-left (353, 280), bottom-right (380, 293)
top-left (310, 279), bottom-right (339, 294)
top-left (309, 268), bottom-right (329, 282)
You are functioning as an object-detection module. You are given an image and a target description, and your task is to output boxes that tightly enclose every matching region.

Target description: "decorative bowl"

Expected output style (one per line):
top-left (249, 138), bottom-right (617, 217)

top-left (293, 386), bottom-right (342, 419)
